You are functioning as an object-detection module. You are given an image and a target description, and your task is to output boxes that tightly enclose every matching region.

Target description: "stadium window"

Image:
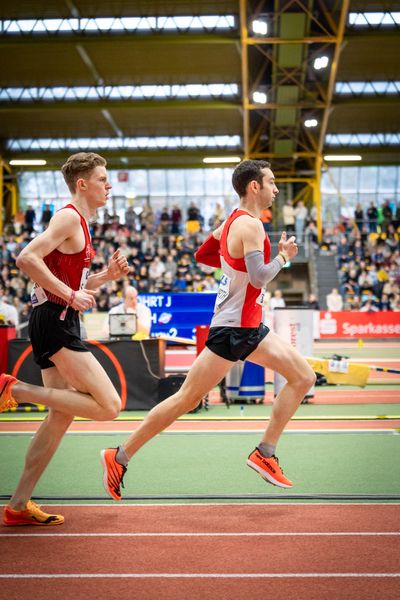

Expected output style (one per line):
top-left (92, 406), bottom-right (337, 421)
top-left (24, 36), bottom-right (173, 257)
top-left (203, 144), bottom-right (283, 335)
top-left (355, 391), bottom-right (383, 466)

top-left (340, 167), bottom-right (359, 193)
top-left (348, 12), bottom-right (400, 27)
top-left (167, 170), bottom-right (186, 196)
top-left (378, 166), bottom-right (397, 193)
top-left (358, 167), bottom-right (378, 192)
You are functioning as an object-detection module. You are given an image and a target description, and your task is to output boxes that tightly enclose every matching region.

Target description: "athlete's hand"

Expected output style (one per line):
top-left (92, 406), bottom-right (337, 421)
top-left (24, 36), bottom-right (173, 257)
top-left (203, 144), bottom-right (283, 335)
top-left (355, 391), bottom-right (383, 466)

top-left (107, 250), bottom-right (131, 280)
top-left (278, 231), bottom-right (298, 260)
top-left (71, 289), bottom-right (97, 312)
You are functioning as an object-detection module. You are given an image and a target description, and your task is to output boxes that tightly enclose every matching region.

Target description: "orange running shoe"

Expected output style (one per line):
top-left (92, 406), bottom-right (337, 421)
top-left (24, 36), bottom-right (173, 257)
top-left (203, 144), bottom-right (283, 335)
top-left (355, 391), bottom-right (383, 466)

top-left (3, 501), bottom-right (64, 526)
top-left (100, 447), bottom-right (127, 501)
top-left (247, 448), bottom-right (293, 488)
top-left (0, 373), bottom-right (18, 412)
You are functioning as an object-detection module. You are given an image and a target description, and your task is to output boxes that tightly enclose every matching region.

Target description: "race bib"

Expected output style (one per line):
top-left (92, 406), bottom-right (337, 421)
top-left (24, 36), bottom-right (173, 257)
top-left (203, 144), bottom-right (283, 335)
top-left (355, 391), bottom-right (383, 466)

top-left (215, 274), bottom-right (230, 307)
top-left (31, 282), bottom-right (48, 307)
top-left (79, 267), bottom-right (90, 290)
top-left (256, 288), bottom-right (265, 306)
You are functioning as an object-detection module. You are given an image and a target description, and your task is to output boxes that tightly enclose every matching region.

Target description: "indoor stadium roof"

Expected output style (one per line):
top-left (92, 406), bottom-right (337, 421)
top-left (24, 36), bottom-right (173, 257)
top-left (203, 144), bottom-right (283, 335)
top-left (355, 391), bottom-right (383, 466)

top-left (0, 0), bottom-right (399, 174)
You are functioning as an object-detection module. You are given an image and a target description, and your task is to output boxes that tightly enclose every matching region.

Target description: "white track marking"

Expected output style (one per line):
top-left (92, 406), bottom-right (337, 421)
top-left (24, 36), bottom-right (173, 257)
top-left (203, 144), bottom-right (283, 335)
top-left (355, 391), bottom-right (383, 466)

top-left (0, 573), bottom-right (399, 579)
top-left (1, 502), bottom-right (399, 507)
top-left (1, 532), bottom-right (399, 538)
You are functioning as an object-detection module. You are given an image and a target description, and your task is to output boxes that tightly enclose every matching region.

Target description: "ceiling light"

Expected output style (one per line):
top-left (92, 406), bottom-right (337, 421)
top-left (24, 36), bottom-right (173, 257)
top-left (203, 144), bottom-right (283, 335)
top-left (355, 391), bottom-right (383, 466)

top-left (203, 156), bottom-right (241, 164)
top-left (313, 56), bottom-right (329, 70)
top-left (9, 159), bottom-right (47, 166)
top-left (252, 19), bottom-right (268, 35)
top-left (304, 118), bottom-right (318, 128)
top-left (324, 155), bottom-right (362, 162)
top-left (252, 91), bottom-right (267, 103)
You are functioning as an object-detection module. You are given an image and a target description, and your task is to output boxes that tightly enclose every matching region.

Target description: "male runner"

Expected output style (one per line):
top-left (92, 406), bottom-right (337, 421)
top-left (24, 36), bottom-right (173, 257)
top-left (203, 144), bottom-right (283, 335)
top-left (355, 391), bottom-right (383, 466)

top-left (100, 159), bottom-right (315, 500)
top-left (0, 152), bottom-right (129, 525)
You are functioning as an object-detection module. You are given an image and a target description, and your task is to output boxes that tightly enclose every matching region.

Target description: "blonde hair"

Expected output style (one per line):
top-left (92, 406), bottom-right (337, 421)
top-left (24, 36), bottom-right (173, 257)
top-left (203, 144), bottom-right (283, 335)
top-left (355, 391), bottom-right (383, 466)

top-left (61, 152), bottom-right (107, 193)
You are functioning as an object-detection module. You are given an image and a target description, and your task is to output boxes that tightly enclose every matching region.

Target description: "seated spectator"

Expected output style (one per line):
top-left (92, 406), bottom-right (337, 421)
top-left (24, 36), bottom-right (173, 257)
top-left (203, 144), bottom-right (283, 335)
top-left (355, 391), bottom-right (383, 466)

top-left (367, 202), bottom-right (378, 233)
top-left (270, 290), bottom-right (285, 310)
top-left (0, 287), bottom-right (19, 327)
top-left (326, 288), bottom-right (343, 312)
top-left (102, 285), bottom-right (152, 339)
top-left (282, 200), bottom-right (295, 233)
top-left (171, 205), bottom-right (182, 234)
top-left (24, 205), bottom-right (36, 235)
top-left (305, 221), bottom-right (318, 248)
top-left (148, 255), bottom-right (165, 287)
top-left (294, 201), bottom-right (308, 244)
top-left (354, 203), bottom-right (364, 232)
top-left (208, 203), bottom-right (225, 229)
top-left (304, 293), bottom-right (320, 310)
top-left (260, 207), bottom-right (272, 232)
top-left (41, 203), bottom-right (53, 229)
top-left (379, 294), bottom-right (392, 311)
top-left (158, 207), bottom-right (171, 235)
top-left (381, 199), bottom-right (393, 233)
top-left (360, 299), bottom-right (379, 312)
top-left (186, 202), bottom-right (201, 235)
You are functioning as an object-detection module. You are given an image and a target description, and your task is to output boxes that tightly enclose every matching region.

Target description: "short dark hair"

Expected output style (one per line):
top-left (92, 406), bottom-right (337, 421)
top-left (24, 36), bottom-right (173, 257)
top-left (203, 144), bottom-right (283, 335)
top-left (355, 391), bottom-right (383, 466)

top-left (61, 152), bottom-right (107, 193)
top-left (232, 159), bottom-right (271, 197)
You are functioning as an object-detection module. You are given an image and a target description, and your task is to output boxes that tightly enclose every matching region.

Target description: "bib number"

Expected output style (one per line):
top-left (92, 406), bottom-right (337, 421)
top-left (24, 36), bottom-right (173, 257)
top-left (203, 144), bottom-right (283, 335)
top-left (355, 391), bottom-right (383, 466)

top-left (215, 274), bottom-right (230, 307)
top-left (31, 283), bottom-right (48, 307)
top-left (256, 289), bottom-right (265, 306)
top-left (79, 267), bottom-right (90, 290)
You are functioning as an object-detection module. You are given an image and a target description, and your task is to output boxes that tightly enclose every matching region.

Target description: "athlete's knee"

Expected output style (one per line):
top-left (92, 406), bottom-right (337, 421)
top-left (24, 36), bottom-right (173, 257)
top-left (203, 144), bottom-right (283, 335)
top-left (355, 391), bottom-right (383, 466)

top-left (98, 396), bottom-right (121, 421)
top-left (298, 366), bottom-right (316, 390)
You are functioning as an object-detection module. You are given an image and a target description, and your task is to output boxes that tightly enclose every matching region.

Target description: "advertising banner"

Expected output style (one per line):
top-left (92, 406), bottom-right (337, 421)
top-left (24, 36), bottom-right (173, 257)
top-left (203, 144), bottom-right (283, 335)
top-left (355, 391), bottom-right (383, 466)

top-left (273, 308), bottom-right (314, 397)
top-left (318, 311), bottom-right (400, 339)
top-left (139, 293), bottom-right (216, 340)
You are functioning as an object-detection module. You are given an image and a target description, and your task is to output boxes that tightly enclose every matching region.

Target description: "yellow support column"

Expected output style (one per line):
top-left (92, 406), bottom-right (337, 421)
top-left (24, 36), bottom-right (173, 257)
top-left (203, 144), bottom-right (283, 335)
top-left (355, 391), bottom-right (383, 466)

top-left (10, 183), bottom-right (17, 217)
top-left (314, 155), bottom-right (322, 241)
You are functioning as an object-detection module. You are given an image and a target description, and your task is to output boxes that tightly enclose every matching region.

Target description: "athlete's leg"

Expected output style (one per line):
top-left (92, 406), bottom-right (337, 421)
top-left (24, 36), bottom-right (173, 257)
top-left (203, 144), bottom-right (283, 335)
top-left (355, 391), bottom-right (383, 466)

top-left (247, 331), bottom-right (316, 445)
top-left (123, 348), bottom-right (234, 459)
top-left (8, 367), bottom-right (74, 510)
top-left (8, 348), bottom-right (121, 421)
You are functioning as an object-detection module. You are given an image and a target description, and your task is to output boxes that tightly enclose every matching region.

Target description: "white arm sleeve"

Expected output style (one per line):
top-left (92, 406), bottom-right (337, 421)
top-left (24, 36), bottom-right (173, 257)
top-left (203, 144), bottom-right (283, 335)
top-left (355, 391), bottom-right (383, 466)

top-left (244, 250), bottom-right (283, 289)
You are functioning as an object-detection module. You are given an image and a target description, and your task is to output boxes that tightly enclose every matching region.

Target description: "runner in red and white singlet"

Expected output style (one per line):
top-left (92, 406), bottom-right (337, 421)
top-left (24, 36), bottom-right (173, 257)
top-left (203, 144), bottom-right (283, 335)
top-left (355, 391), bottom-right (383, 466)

top-left (100, 160), bottom-right (316, 500)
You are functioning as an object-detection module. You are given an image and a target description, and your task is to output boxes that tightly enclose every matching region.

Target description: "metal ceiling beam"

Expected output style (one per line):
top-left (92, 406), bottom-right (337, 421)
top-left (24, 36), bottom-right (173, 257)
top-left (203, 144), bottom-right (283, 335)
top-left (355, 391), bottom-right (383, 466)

top-left (0, 33), bottom-right (238, 46)
top-left (0, 99), bottom-right (240, 112)
top-left (332, 95), bottom-right (400, 107)
top-left (1, 149), bottom-right (242, 161)
top-left (1, 29), bottom-right (397, 47)
top-left (247, 36), bottom-right (336, 44)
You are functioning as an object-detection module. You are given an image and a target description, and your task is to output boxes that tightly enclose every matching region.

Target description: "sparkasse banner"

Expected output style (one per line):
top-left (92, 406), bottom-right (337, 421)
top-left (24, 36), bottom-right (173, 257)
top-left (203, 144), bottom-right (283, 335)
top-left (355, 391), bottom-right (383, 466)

top-left (319, 311), bottom-right (400, 338)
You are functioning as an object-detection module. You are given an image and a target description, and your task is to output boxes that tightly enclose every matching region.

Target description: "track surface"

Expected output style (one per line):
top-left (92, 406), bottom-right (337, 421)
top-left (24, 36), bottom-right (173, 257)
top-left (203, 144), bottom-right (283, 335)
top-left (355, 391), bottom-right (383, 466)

top-left (1, 504), bottom-right (399, 600)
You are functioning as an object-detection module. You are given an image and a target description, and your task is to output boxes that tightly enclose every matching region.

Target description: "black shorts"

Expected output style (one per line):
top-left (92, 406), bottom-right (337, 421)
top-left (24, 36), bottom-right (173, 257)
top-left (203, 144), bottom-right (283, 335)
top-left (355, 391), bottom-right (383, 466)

top-left (205, 323), bottom-right (270, 362)
top-left (28, 302), bottom-right (88, 370)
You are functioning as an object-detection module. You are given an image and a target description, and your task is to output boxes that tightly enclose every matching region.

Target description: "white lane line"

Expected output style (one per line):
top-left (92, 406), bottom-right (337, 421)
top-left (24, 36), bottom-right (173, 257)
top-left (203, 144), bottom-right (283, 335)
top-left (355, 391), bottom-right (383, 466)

top-left (0, 429), bottom-right (398, 435)
top-left (0, 573), bottom-right (399, 579)
top-left (1, 532), bottom-right (399, 538)
top-left (1, 502), bottom-right (399, 507)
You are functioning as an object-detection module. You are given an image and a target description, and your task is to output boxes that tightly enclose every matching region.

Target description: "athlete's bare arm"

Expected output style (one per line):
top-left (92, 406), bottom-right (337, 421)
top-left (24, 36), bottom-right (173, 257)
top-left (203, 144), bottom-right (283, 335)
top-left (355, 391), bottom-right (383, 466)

top-left (86, 250), bottom-right (130, 289)
top-left (228, 214), bottom-right (265, 259)
top-left (211, 221), bottom-right (225, 241)
top-left (16, 209), bottom-right (96, 311)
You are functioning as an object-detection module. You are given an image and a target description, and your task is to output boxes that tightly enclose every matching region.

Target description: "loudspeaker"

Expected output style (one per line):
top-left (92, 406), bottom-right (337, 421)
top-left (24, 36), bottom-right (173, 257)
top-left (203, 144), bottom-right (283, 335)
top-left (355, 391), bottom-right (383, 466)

top-left (158, 375), bottom-right (202, 413)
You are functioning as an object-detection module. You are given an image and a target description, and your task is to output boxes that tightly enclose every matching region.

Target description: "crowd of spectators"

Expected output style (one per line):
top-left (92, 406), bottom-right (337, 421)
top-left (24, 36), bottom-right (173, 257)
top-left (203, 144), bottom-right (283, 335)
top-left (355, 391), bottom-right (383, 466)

top-left (0, 201), bottom-right (225, 331)
top-left (1, 197), bottom-right (399, 333)
top-left (320, 200), bottom-right (399, 312)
